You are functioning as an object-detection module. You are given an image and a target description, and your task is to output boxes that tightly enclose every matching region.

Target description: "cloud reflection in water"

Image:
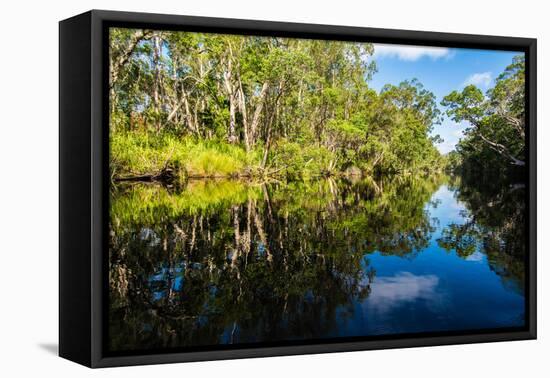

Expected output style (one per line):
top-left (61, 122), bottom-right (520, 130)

top-left (366, 272), bottom-right (441, 315)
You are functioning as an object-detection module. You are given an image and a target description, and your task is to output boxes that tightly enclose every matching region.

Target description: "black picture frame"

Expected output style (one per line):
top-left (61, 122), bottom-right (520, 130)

top-left (59, 9), bottom-right (537, 368)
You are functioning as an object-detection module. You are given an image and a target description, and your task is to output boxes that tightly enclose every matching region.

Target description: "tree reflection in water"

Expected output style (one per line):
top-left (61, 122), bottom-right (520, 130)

top-left (437, 171), bottom-right (526, 294)
top-left (108, 174), bottom-right (525, 353)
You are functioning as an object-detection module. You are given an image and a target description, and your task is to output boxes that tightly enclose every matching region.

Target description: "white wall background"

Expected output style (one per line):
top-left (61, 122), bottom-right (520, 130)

top-left (0, 0), bottom-right (546, 376)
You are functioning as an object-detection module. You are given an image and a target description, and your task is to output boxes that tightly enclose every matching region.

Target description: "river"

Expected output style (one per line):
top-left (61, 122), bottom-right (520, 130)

top-left (108, 174), bottom-right (526, 353)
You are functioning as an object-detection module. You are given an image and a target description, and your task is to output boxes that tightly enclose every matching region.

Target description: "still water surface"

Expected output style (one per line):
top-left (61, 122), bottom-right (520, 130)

top-left (108, 175), bottom-right (525, 352)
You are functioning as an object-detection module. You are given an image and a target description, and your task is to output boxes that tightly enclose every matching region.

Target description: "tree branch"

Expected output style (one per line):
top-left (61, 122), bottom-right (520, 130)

top-left (110, 30), bottom-right (154, 90)
top-left (478, 132), bottom-right (525, 166)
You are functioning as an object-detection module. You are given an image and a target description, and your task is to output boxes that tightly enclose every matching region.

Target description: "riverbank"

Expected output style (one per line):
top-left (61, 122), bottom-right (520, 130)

top-left (111, 132), bottom-right (445, 184)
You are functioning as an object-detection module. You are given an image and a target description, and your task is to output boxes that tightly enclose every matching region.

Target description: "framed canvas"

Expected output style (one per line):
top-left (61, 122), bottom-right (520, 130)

top-left (59, 10), bottom-right (537, 368)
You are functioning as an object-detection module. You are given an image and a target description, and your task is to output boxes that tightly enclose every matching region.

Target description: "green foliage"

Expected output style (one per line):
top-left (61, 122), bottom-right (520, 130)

top-left (441, 85), bottom-right (486, 124)
top-left (442, 55), bottom-right (526, 172)
top-left (109, 29), bottom-right (446, 181)
top-left (381, 79), bottom-right (442, 130)
top-left (443, 150), bottom-right (462, 173)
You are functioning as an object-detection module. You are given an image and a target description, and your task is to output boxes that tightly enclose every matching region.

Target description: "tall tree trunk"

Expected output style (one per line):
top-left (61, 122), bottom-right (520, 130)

top-left (175, 84), bottom-right (195, 135)
top-left (222, 55), bottom-right (238, 143)
top-left (153, 34), bottom-right (162, 132)
top-left (249, 82), bottom-right (270, 146)
top-left (237, 81), bottom-right (250, 151)
top-left (261, 82), bottom-right (284, 169)
top-left (228, 93), bottom-right (237, 143)
top-left (222, 42), bottom-right (240, 144)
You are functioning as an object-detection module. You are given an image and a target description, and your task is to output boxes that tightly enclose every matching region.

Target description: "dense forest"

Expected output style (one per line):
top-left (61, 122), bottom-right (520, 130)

top-left (109, 29), bottom-right (444, 182)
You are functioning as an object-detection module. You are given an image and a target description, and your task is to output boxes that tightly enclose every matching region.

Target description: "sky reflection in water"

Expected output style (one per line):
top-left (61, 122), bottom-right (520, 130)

top-left (332, 186), bottom-right (524, 337)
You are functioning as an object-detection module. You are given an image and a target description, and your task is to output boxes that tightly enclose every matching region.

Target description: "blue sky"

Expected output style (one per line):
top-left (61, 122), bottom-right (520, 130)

top-left (368, 44), bottom-right (521, 153)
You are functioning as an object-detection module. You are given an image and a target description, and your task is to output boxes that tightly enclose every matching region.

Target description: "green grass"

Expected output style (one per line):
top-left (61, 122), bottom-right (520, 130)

top-left (183, 142), bottom-right (251, 177)
top-left (110, 131), bottom-right (262, 179)
top-left (111, 130), bottom-right (441, 182)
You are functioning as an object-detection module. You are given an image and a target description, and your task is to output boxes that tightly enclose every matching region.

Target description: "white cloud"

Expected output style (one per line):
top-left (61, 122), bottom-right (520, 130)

top-left (373, 44), bottom-right (452, 61)
top-left (463, 71), bottom-right (492, 88)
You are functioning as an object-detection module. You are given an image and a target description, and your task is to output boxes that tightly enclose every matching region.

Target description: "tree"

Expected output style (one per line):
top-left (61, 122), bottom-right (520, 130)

top-left (442, 55), bottom-right (525, 168)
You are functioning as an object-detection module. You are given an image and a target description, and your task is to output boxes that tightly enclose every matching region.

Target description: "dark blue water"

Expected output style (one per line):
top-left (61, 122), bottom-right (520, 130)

top-left (332, 186), bottom-right (524, 337)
